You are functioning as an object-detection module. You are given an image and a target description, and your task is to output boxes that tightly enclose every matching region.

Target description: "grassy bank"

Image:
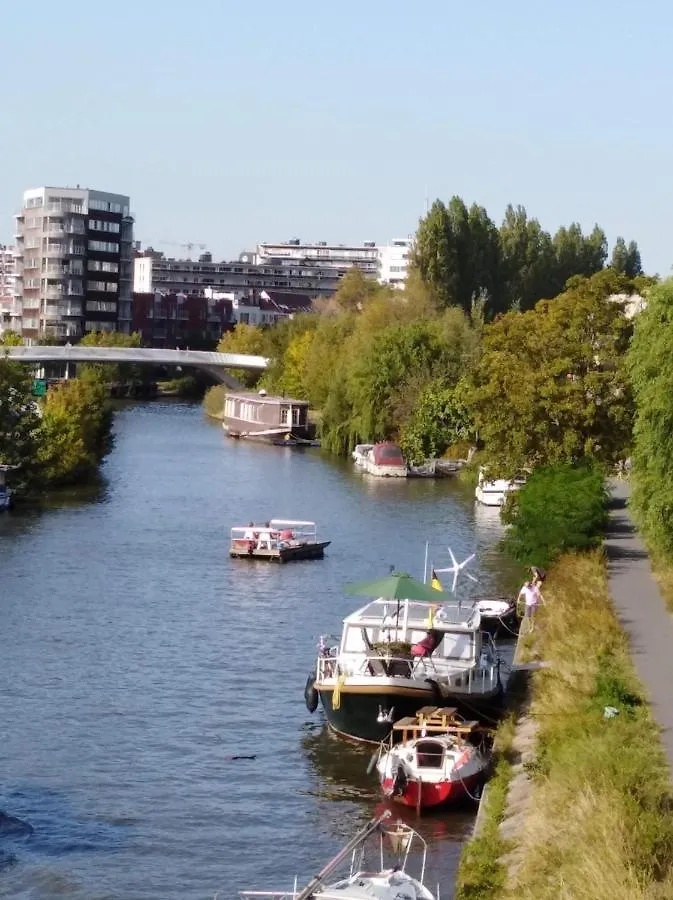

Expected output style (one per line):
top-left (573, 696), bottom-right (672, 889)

top-left (461, 549), bottom-right (673, 899)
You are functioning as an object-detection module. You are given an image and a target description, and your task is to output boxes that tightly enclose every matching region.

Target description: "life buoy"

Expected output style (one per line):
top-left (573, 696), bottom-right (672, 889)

top-left (304, 672), bottom-right (319, 713)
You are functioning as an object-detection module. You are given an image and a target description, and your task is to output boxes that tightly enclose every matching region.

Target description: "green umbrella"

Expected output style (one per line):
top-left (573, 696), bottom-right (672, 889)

top-left (344, 571), bottom-right (454, 604)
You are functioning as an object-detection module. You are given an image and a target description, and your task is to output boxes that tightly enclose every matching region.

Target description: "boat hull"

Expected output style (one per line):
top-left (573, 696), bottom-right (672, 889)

top-left (317, 683), bottom-right (503, 743)
top-left (381, 773), bottom-right (483, 809)
top-left (230, 540), bottom-right (330, 562)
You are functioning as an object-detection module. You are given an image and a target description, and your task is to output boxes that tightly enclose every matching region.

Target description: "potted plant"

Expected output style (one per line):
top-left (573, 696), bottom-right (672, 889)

top-left (370, 640), bottom-right (413, 676)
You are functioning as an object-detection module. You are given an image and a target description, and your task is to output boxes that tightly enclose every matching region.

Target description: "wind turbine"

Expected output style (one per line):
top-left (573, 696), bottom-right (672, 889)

top-left (434, 548), bottom-right (478, 595)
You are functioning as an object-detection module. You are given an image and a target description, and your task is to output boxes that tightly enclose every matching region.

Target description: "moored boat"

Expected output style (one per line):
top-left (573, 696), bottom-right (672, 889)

top-left (474, 597), bottom-right (518, 637)
top-left (475, 467), bottom-right (526, 507)
top-left (363, 442), bottom-right (408, 478)
top-left (230, 519), bottom-right (330, 562)
top-left (306, 578), bottom-right (502, 743)
top-left (352, 444), bottom-right (375, 468)
top-left (222, 389), bottom-right (314, 443)
top-left (375, 707), bottom-right (489, 810)
top-left (238, 811), bottom-right (437, 900)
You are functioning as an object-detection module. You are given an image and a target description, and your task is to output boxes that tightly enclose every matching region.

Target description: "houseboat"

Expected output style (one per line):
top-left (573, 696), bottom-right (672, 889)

top-left (305, 598), bottom-right (502, 743)
top-left (229, 519), bottom-right (330, 562)
top-left (475, 468), bottom-right (526, 507)
top-left (222, 390), bottom-right (313, 443)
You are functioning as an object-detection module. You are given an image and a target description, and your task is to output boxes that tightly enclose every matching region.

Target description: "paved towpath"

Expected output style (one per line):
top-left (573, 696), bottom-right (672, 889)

top-left (605, 479), bottom-right (673, 771)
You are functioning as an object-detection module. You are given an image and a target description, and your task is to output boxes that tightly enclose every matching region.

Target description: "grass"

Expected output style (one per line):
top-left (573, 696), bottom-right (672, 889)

top-left (502, 550), bottom-right (673, 900)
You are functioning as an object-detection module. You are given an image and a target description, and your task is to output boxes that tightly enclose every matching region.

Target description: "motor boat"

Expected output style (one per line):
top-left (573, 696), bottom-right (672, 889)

top-left (474, 597), bottom-right (518, 637)
top-left (238, 812), bottom-right (437, 900)
top-left (352, 444), bottom-right (375, 468)
top-left (306, 598), bottom-right (502, 743)
top-left (375, 712), bottom-right (489, 811)
top-left (475, 468), bottom-right (526, 507)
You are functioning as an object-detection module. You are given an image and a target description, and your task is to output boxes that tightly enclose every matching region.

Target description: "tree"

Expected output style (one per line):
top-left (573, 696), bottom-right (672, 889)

top-left (410, 200), bottom-right (455, 308)
top-left (467, 271), bottom-right (634, 476)
top-left (0, 331), bottom-right (23, 346)
top-left (0, 355), bottom-right (41, 490)
top-left (79, 330), bottom-right (143, 383)
top-left (611, 237), bottom-right (643, 278)
top-left (628, 279), bottom-right (673, 557)
top-left (398, 380), bottom-right (473, 464)
top-left (216, 324), bottom-right (272, 388)
top-left (333, 268), bottom-right (386, 311)
top-left (499, 205), bottom-right (556, 310)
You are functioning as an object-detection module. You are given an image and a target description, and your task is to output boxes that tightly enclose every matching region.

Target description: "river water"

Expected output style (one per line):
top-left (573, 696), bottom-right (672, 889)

top-left (0, 402), bottom-right (517, 900)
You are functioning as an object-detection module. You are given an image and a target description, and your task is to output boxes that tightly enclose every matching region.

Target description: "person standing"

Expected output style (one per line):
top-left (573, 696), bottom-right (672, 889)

top-left (518, 578), bottom-right (545, 632)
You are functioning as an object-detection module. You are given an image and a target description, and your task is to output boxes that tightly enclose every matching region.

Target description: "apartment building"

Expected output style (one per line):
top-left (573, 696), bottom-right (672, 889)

top-left (0, 244), bottom-right (20, 335)
top-left (255, 238), bottom-right (380, 276)
top-left (131, 291), bottom-right (234, 347)
top-left (13, 186), bottom-right (133, 342)
top-left (134, 248), bottom-right (345, 298)
top-left (378, 238), bottom-right (413, 288)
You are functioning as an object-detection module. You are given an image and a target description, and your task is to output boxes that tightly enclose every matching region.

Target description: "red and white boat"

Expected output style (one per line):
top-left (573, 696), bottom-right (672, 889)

top-left (374, 707), bottom-right (489, 810)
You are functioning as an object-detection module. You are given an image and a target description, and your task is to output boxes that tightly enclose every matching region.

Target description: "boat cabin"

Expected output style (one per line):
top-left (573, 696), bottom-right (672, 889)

top-left (337, 598), bottom-right (483, 668)
top-left (223, 390), bottom-right (310, 440)
top-left (372, 442), bottom-right (405, 469)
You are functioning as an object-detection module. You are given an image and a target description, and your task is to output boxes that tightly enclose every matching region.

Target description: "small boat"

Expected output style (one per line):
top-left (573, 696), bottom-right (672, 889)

top-left (475, 597), bottom-right (518, 637)
top-left (0, 465), bottom-right (14, 511)
top-left (363, 442), bottom-right (408, 478)
top-left (230, 519), bottom-right (330, 562)
top-left (238, 811), bottom-right (437, 900)
top-left (475, 468), bottom-right (526, 507)
top-left (375, 707), bottom-right (489, 811)
top-left (352, 444), bottom-right (375, 468)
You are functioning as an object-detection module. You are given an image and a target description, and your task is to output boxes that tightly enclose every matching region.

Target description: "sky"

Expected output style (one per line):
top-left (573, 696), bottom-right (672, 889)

top-left (0, 0), bottom-right (671, 272)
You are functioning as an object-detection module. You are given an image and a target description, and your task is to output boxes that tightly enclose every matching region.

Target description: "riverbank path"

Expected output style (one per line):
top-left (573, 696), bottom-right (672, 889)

top-left (605, 479), bottom-right (673, 771)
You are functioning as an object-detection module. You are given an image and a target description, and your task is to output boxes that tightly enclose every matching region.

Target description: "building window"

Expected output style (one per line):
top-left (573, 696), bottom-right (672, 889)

top-left (239, 313), bottom-right (250, 324)
top-left (89, 219), bottom-right (120, 233)
top-left (86, 300), bottom-right (117, 313)
top-left (88, 260), bottom-right (119, 273)
top-left (85, 320), bottom-right (115, 332)
top-left (88, 240), bottom-right (119, 253)
top-left (88, 280), bottom-right (118, 292)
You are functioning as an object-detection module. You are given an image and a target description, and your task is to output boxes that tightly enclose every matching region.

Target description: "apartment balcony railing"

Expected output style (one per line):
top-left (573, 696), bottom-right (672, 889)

top-left (46, 203), bottom-right (84, 215)
top-left (67, 285), bottom-right (84, 296)
top-left (44, 246), bottom-right (66, 258)
top-left (23, 260), bottom-right (40, 270)
top-left (45, 265), bottom-right (66, 276)
top-left (45, 287), bottom-right (65, 300)
top-left (65, 222), bottom-right (86, 235)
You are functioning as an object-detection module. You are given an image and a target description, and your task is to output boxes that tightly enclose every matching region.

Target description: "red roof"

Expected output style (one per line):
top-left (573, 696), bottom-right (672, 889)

top-left (372, 442), bottom-right (405, 467)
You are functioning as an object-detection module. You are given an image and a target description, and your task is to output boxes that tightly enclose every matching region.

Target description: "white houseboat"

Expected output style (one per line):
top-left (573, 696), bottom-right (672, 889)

top-left (305, 598), bottom-right (501, 743)
top-left (222, 390), bottom-right (313, 443)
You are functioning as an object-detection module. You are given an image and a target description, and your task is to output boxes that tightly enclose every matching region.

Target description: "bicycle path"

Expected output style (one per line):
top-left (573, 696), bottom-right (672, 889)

top-left (605, 479), bottom-right (673, 770)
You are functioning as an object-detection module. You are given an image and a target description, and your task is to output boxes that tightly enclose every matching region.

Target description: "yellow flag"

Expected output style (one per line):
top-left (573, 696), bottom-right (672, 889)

top-left (431, 569), bottom-right (443, 592)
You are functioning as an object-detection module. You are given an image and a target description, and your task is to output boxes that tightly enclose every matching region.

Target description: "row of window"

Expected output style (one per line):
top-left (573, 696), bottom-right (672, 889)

top-left (89, 219), bottom-right (120, 234)
top-left (88, 260), bottom-right (118, 273)
top-left (89, 199), bottom-right (128, 215)
top-left (88, 281), bottom-right (117, 292)
top-left (85, 320), bottom-right (115, 332)
top-left (88, 240), bottom-right (119, 254)
top-left (86, 301), bottom-right (117, 313)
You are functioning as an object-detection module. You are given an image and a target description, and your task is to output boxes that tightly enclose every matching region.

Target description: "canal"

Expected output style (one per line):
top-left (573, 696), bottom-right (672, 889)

top-left (0, 402), bottom-right (517, 899)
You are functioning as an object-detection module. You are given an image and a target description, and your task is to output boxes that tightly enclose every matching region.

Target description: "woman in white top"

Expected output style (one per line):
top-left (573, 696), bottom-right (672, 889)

top-left (518, 579), bottom-right (545, 631)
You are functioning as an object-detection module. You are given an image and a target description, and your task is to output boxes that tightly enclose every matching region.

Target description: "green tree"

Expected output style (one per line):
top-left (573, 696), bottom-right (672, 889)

top-left (628, 278), bottom-right (673, 557)
top-left (79, 330), bottom-right (143, 383)
top-left (468, 270), bottom-right (634, 475)
top-left (611, 237), bottom-right (643, 278)
top-left (216, 324), bottom-right (272, 388)
top-left (0, 355), bottom-right (41, 490)
top-left (499, 204), bottom-right (556, 310)
top-left (333, 268), bottom-right (386, 311)
top-left (0, 331), bottom-right (23, 346)
top-left (398, 380), bottom-right (473, 464)
top-left (411, 200), bottom-right (455, 308)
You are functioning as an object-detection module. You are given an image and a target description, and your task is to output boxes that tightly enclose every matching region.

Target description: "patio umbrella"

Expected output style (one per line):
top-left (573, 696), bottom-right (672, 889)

top-left (344, 572), bottom-right (454, 604)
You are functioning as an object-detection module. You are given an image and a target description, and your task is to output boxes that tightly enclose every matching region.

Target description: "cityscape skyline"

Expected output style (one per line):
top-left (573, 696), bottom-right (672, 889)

top-left (2, 0), bottom-right (672, 274)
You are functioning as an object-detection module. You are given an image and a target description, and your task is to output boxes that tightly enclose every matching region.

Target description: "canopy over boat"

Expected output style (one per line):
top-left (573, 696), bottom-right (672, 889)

top-left (345, 571), bottom-right (456, 604)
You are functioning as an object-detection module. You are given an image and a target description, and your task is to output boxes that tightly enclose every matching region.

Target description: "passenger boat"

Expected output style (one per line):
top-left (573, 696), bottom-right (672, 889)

top-left (475, 467), bottom-right (526, 507)
top-left (0, 466), bottom-right (14, 511)
top-left (306, 598), bottom-right (502, 743)
top-left (222, 390), bottom-right (314, 443)
top-left (362, 442), bottom-right (408, 478)
top-left (230, 519), bottom-right (330, 562)
top-left (238, 812), bottom-right (437, 900)
top-left (375, 707), bottom-right (489, 811)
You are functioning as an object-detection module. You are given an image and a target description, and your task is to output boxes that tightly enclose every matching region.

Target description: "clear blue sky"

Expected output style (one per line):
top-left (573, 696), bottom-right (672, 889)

top-left (0, 0), bottom-right (670, 272)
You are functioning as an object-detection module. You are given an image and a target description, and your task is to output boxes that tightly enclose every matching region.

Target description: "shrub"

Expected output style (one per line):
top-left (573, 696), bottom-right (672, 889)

top-left (502, 463), bottom-right (607, 567)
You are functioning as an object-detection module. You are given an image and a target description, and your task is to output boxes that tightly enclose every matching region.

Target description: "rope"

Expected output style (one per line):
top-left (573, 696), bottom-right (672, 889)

top-left (332, 674), bottom-right (344, 710)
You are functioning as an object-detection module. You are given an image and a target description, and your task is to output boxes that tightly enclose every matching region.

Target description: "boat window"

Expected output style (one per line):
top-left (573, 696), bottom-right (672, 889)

top-left (343, 626), bottom-right (368, 653)
top-left (440, 633), bottom-right (474, 660)
top-left (415, 740), bottom-right (444, 768)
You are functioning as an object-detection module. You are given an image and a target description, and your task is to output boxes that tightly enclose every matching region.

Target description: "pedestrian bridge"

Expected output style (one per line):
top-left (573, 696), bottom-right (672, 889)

top-left (1, 346), bottom-right (268, 387)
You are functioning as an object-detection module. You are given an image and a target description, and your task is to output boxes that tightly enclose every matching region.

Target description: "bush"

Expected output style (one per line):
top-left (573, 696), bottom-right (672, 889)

top-left (502, 463), bottom-right (607, 567)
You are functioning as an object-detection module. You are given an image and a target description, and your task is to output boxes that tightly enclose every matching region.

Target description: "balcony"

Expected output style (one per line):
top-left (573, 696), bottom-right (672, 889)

top-left (67, 284), bottom-right (84, 297)
top-left (45, 287), bottom-right (65, 300)
top-left (47, 203), bottom-right (84, 215)
top-left (67, 244), bottom-right (86, 256)
top-left (60, 303), bottom-right (83, 318)
top-left (46, 227), bottom-right (66, 237)
top-left (23, 260), bottom-right (40, 270)
top-left (44, 246), bottom-right (66, 258)
top-left (45, 265), bottom-right (66, 276)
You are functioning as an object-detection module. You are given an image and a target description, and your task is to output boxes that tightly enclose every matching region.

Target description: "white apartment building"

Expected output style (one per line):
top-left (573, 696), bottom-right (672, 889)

top-left (378, 238), bottom-right (413, 288)
top-left (13, 186), bottom-right (133, 342)
top-left (255, 239), bottom-right (380, 277)
top-left (0, 244), bottom-right (20, 335)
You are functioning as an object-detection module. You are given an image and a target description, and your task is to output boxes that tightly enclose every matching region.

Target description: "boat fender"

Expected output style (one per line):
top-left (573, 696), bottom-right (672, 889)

top-left (391, 760), bottom-right (409, 797)
top-left (304, 671), bottom-right (319, 713)
top-left (366, 752), bottom-right (378, 776)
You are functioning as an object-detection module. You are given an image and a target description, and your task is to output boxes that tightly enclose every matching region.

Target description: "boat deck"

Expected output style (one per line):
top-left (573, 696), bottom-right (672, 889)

top-left (392, 706), bottom-right (481, 742)
top-left (230, 540), bottom-right (331, 563)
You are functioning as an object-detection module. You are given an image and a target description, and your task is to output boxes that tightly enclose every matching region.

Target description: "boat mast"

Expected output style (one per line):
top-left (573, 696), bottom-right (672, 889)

top-left (293, 812), bottom-right (391, 900)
